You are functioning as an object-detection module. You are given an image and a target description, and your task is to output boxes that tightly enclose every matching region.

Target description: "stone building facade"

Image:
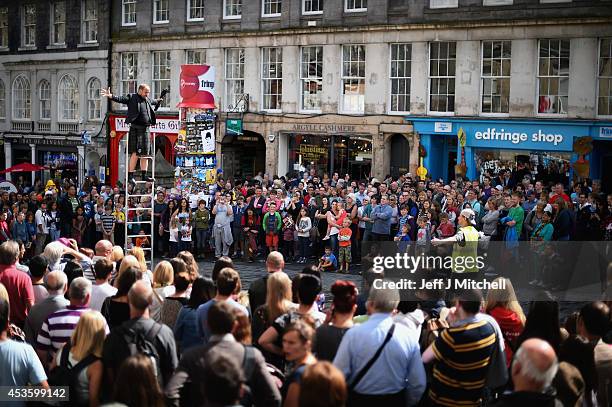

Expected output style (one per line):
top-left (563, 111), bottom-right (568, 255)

top-left (0, 0), bottom-right (110, 186)
top-left (107, 0), bottom-right (612, 182)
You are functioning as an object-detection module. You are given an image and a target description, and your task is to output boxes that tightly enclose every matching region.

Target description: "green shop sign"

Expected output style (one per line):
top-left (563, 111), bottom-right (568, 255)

top-left (226, 119), bottom-right (243, 136)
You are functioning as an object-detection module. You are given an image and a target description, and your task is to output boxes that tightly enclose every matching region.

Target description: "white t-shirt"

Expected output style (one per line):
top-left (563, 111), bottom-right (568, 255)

top-left (90, 282), bottom-right (118, 312)
top-left (35, 209), bottom-right (48, 234)
top-left (169, 227), bottom-right (179, 243)
top-left (181, 225), bottom-right (192, 242)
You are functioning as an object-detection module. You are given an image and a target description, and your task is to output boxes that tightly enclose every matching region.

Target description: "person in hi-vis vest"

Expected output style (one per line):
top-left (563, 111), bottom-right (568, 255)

top-left (432, 208), bottom-right (482, 273)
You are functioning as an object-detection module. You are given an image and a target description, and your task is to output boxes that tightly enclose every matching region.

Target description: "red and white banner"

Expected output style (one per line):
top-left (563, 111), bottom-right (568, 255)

top-left (178, 64), bottom-right (216, 109)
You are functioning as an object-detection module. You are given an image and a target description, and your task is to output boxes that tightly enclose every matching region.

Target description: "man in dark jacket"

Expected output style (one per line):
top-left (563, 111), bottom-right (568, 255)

top-left (101, 84), bottom-right (164, 183)
top-left (164, 301), bottom-right (281, 407)
top-left (491, 338), bottom-right (562, 407)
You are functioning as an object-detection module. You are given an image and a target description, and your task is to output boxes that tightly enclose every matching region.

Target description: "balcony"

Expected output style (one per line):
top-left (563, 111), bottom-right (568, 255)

top-left (58, 122), bottom-right (79, 133)
top-left (37, 122), bottom-right (51, 132)
top-left (11, 121), bottom-right (33, 131)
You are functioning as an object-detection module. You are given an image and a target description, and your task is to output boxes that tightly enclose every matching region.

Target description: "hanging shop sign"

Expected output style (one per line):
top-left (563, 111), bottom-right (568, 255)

top-left (178, 64), bottom-right (216, 109)
top-left (114, 117), bottom-right (181, 134)
top-left (226, 119), bottom-right (243, 136)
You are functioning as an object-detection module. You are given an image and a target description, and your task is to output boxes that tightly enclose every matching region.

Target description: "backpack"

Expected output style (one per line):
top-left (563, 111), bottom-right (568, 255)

top-left (120, 322), bottom-right (164, 382)
top-left (48, 341), bottom-right (99, 405)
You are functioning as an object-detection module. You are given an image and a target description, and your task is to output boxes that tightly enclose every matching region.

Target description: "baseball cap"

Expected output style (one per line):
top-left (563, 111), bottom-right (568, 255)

top-left (460, 208), bottom-right (477, 226)
top-left (495, 185), bottom-right (503, 191)
top-left (543, 204), bottom-right (553, 214)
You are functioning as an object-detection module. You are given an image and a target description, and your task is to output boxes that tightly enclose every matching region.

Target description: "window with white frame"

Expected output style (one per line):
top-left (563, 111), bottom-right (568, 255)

top-left (12, 75), bottom-right (31, 120)
top-left (429, 0), bottom-right (458, 8)
top-left (390, 43), bottom-right (411, 113)
top-left (22, 4), bottom-right (36, 47)
top-left (186, 49), bottom-right (206, 64)
top-left (303, 0), bottom-right (323, 14)
top-left (87, 78), bottom-right (101, 120)
top-left (39, 80), bottom-right (51, 120)
top-left (224, 0), bottom-right (242, 19)
top-left (225, 48), bottom-right (245, 110)
top-left (481, 41), bottom-right (511, 114)
top-left (598, 39), bottom-right (612, 117)
top-left (537, 39), bottom-right (569, 115)
top-left (429, 42), bottom-right (456, 113)
top-left (122, 0), bottom-right (136, 26)
top-left (82, 0), bottom-right (97, 43)
top-left (154, 0), bottom-right (169, 23)
top-left (262, 47), bottom-right (282, 110)
top-left (345, 0), bottom-right (366, 11)
top-left (58, 74), bottom-right (79, 121)
top-left (300, 46), bottom-right (323, 111)
top-left (51, 2), bottom-right (65, 45)
top-left (483, 0), bottom-right (513, 5)
top-left (0, 80), bottom-right (5, 119)
top-left (152, 51), bottom-right (171, 97)
top-left (120, 52), bottom-right (138, 95)
top-left (0, 8), bottom-right (7, 48)
top-left (187, 0), bottom-right (205, 21)
top-left (262, 0), bottom-right (281, 17)
top-left (341, 45), bottom-right (365, 113)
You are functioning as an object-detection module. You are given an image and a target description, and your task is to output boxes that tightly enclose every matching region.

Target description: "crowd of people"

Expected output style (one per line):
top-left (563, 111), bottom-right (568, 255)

top-left (0, 167), bottom-right (610, 407)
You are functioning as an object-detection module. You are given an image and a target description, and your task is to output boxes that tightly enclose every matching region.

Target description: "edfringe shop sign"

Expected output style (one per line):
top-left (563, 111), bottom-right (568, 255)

top-left (469, 126), bottom-right (573, 151)
top-left (114, 118), bottom-right (181, 134)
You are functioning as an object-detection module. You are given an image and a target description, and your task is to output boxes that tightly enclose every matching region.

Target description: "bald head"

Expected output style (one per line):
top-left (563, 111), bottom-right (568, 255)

top-left (512, 338), bottom-right (558, 392)
top-left (95, 240), bottom-right (113, 258)
top-left (46, 271), bottom-right (68, 295)
top-left (128, 280), bottom-right (153, 312)
top-left (266, 251), bottom-right (284, 273)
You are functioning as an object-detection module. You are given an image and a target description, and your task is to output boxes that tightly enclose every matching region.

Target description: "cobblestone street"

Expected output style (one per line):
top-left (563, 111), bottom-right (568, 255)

top-left (196, 258), bottom-right (363, 302)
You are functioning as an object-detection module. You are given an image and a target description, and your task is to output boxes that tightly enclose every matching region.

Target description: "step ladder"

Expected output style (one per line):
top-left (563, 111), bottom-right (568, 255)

top-left (123, 132), bottom-right (155, 268)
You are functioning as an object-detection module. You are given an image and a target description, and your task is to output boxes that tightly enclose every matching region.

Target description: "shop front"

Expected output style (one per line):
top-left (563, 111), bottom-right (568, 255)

top-left (285, 132), bottom-right (373, 180)
top-left (2, 134), bottom-right (85, 185)
top-left (108, 114), bottom-right (180, 186)
top-left (408, 117), bottom-right (612, 184)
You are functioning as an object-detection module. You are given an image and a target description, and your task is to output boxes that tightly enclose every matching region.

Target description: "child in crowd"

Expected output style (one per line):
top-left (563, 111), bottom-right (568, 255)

top-left (318, 246), bottom-right (338, 272)
top-left (281, 212), bottom-right (295, 262)
top-left (231, 196), bottom-right (246, 259)
top-left (416, 215), bottom-right (431, 256)
top-left (436, 212), bottom-right (455, 239)
top-left (262, 202), bottom-right (282, 253)
top-left (113, 202), bottom-right (126, 248)
top-left (394, 223), bottom-right (411, 253)
top-left (337, 217), bottom-right (352, 273)
top-left (168, 216), bottom-right (179, 257)
top-left (135, 229), bottom-right (150, 248)
top-left (295, 207), bottom-right (312, 264)
top-left (0, 212), bottom-right (9, 243)
top-left (194, 199), bottom-right (211, 259)
top-left (72, 206), bottom-right (87, 245)
top-left (180, 217), bottom-right (193, 252)
top-left (100, 205), bottom-right (116, 245)
top-left (242, 207), bottom-right (260, 263)
top-left (94, 204), bottom-right (104, 242)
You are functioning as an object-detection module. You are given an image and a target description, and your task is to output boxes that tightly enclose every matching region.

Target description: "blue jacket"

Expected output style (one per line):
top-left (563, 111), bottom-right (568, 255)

top-left (371, 204), bottom-right (393, 235)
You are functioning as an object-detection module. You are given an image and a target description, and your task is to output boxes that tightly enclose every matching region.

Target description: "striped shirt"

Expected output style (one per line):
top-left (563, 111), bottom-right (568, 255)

top-left (428, 318), bottom-right (497, 407)
top-left (100, 213), bottom-right (116, 233)
top-left (36, 306), bottom-right (109, 352)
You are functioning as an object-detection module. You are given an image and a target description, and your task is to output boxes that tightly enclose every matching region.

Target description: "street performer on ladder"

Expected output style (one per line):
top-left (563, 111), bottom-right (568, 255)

top-left (101, 84), bottom-right (167, 185)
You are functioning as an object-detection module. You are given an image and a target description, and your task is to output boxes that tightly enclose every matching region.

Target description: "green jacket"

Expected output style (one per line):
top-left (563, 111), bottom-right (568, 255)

top-left (262, 212), bottom-right (282, 233)
top-left (194, 208), bottom-right (210, 230)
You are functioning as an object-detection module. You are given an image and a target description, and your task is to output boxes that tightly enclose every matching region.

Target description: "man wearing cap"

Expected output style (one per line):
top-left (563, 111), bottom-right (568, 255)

top-left (522, 190), bottom-right (538, 214)
top-left (433, 208), bottom-right (481, 274)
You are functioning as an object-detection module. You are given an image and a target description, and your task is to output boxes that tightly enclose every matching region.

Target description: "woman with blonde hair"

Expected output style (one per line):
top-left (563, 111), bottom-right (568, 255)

top-left (113, 255), bottom-right (140, 287)
top-left (251, 272), bottom-right (296, 365)
top-left (150, 261), bottom-right (176, 322)
top-left (111, 246), bottom-right (124, 270)
top-left (485, 277), bottom-right (526, 366)
top-left (129, 246), bottom-right (153, 285)
top-left (51, 311), bottom-right (106, 407)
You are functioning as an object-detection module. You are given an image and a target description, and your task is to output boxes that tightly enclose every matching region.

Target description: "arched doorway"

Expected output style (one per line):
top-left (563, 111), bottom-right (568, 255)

top-left (389, 134), bottom-right (410, 178)
top-left (221, 131), bottom-right (266, 180)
